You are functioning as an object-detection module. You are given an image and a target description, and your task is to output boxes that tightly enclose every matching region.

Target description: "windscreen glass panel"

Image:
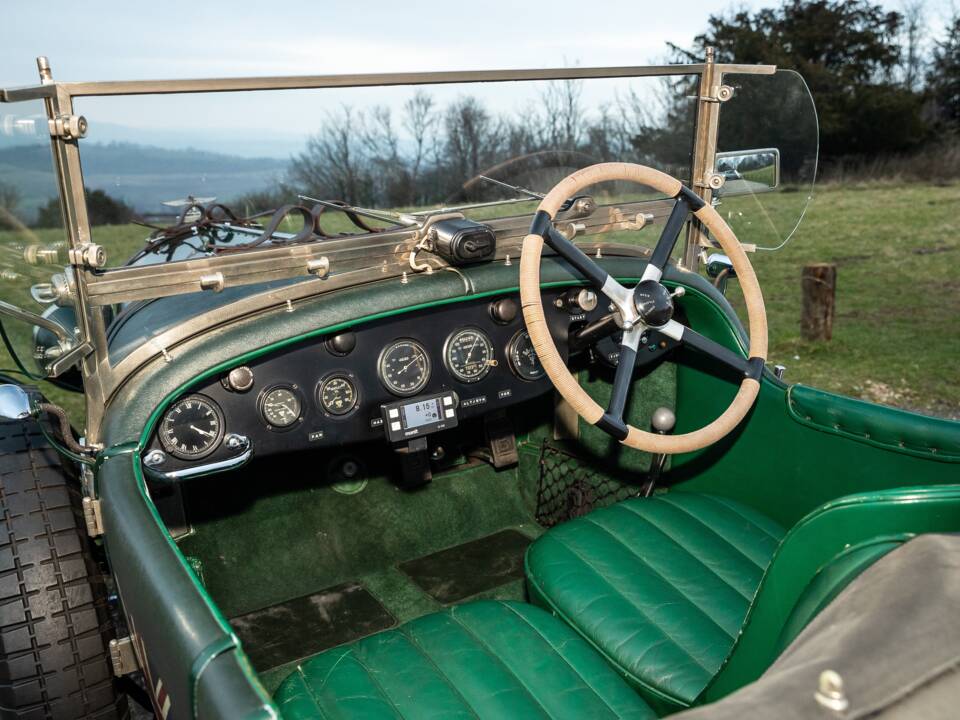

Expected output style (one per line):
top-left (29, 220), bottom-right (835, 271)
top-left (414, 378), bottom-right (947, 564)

top-left (72, 75), bottom-right (697, 271)
top-left (0, 99), bottom-right (69, 379)
top-left (715, 69), bottom-right (818, 251)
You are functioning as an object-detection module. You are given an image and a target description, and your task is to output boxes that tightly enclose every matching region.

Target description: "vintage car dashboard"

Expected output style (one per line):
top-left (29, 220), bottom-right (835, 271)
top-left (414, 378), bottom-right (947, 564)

top-left (140, 286), bottom-right (672, 481)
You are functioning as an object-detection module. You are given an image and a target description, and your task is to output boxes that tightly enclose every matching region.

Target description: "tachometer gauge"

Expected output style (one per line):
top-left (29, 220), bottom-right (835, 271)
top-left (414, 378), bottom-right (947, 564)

top-left (507, 330), bottom-right (546, 381)
top-left (378, 339), bottom-right (430, 396)
top-left (158, 395), bottom-right (224, 459)
top-left (318, 373), bottom-right (359, 416)
top-left (260, 386), bottom-right (302, 429)
top-left (444, 328), bottom-right (494, 383)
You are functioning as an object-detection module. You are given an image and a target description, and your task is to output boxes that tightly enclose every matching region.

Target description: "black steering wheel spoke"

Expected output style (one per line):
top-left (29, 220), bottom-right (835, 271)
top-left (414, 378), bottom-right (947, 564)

top-left (642, 187), bottom-right (704, 283)
top-left (659, 320), bottom-right (764, 381)
top-left (596, 326), bottom-right (645, 440)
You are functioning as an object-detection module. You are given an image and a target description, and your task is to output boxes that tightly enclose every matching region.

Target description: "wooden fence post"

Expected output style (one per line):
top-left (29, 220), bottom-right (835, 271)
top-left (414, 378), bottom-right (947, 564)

top-left (801, 263), bottom-right (836, 341)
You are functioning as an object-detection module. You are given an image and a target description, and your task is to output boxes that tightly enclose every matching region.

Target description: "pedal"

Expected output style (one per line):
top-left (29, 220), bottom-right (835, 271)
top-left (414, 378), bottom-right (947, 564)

top-left (484, 412), bottom-right (518, 468)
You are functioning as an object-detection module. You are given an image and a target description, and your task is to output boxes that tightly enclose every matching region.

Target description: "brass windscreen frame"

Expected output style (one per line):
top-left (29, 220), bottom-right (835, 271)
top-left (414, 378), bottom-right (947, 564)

top-left (0, 56), bottom-right (775, 440)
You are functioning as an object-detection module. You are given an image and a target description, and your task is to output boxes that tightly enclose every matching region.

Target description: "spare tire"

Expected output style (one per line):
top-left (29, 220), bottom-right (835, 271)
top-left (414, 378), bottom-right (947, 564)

top-left (0, 413), bottom-right (126, 719)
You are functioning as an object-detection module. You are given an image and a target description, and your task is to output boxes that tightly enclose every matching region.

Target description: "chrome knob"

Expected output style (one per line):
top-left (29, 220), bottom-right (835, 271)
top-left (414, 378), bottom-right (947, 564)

top-left (651, 407), bottom-right (676, 434)
top-left (224, 366), bottom-right (254, 392)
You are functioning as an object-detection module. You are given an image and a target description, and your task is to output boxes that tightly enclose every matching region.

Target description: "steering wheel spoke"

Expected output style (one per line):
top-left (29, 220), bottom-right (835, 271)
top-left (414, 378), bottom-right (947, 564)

top-left (597, 326), bottom-right (644, 440)
top-left (642, 187), bottom-right (704, 283)
top-left (660, 320), bottom-right (763, 379)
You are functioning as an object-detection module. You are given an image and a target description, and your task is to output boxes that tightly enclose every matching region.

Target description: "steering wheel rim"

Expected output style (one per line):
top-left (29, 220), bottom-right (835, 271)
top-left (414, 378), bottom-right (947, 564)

top-left (519, 162), bottom-right (768, 454)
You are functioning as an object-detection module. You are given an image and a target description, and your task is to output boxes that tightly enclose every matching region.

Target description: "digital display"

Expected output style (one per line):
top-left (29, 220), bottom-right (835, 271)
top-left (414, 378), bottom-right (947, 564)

top-left (402, 398), bottom-right (441, 429)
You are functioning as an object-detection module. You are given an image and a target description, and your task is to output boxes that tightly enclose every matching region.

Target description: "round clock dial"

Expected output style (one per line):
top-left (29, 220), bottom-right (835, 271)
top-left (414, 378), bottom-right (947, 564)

top-left (158, 395), bottom-right (225, 460)
top-left (444, 328), bottom-right (494, 383)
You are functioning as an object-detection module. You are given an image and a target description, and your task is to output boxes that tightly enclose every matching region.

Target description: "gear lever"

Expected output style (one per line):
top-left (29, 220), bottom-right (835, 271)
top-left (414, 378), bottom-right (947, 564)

top-left (642, 407), bottom-right (676, 497)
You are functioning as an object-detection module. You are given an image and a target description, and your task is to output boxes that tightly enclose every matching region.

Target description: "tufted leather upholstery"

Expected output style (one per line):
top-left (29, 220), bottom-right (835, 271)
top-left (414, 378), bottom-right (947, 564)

top-left (525, 493), bottom-right (785, 712)
top-left (274, 600), bottom-right (655, 719)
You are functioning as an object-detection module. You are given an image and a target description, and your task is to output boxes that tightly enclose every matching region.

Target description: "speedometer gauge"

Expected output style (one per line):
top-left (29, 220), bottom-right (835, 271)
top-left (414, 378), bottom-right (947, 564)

top-left (260, 386), bottom-right (302, 429)
top-left (159, 395), bottom-right (224, 459)
top-left (378, 339), bottom-right (430, 396)
top-left (444, 328), bottom-right (494, 383)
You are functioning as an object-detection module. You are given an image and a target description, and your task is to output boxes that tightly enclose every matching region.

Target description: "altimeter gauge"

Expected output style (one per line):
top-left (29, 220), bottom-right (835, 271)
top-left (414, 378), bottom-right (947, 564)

top-left (259, 386), bottom-right (302, 429)
top-left (158, 395), bottom-right (225, 459)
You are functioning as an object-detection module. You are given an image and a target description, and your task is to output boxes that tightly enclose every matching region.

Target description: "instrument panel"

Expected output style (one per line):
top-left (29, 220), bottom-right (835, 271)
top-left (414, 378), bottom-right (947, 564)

top-left (142, 290), bottom-right (583, 478)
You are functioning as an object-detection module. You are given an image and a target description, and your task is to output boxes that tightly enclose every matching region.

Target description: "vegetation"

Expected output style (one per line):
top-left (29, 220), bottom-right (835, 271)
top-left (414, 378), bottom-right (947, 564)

top-left (34, 187), bottom-right (136, 227)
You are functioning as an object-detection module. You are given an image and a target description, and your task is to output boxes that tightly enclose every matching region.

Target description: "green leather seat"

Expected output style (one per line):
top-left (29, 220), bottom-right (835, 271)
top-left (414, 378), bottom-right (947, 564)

top-left (525, 493), bottom-right (785, 712)
top-left (274, 600), bottom-right (656, 719)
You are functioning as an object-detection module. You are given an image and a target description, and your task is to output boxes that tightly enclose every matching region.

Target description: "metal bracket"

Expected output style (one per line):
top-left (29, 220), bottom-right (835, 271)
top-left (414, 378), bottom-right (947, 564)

top-left (199, 272), bottom-right (225, 292)
top-left (46, 341), bottom-right (93, 377)
top-left (48, 114), bottom-right (88, 140)
top-left (109, 636), bottom-right (140, 676)
top-left (67, 243), bottom-right (106, 269)
top-left (82, 496), bottom-right (103, 537)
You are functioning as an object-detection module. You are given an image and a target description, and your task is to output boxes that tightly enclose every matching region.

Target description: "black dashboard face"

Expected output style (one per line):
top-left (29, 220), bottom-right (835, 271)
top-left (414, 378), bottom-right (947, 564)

top-left (143, 290), bottom-right (585, 475)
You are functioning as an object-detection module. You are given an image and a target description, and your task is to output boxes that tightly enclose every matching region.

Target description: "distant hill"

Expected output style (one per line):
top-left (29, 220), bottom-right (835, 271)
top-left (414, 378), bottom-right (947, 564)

top-left (0, 140), bottom-right (291, 220)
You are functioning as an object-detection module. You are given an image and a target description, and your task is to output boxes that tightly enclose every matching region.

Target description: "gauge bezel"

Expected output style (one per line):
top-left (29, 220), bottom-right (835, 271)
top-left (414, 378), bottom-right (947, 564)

top-left (316, 371), bottom-right (360, 418)
top-left (443, 327), bottom-right (495, 384)
top-left (257, 383), bottom-right (304, 431)
top-left (377, 338), bottom-right (431, 396)
top-left (158, 394), bottom-right (225, 460)
top-left (507, 329), bottom-right (546, 381)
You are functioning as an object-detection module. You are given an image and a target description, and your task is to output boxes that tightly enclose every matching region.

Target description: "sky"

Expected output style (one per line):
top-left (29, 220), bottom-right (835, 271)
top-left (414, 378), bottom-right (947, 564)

top-left (2, 0), bottom-right (955, 156)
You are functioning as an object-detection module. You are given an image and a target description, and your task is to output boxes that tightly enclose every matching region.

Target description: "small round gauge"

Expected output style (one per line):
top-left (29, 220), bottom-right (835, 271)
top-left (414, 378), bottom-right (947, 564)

top-left (318, 373), bottom-right (359, 416)
top-left (444, 328), bottom-right (495, 383)
top-left (259, 386), bottom-right (302, 429)
top-left (378, 339), bottom-right (431, 396)
top-left (507, 330), bottom-right (546, 381)
top-left (158, 395), bottom-right (224, 460)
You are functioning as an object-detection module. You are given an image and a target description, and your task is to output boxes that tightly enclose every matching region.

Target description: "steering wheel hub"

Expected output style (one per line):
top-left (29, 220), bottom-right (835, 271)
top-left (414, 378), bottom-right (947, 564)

top-left (633, 279), bottom-right (674, 327)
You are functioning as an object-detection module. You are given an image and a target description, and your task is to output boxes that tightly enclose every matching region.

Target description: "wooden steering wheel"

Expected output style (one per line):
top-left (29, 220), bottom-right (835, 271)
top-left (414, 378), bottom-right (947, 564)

top-left (519, 162), bottom-right (768, 454)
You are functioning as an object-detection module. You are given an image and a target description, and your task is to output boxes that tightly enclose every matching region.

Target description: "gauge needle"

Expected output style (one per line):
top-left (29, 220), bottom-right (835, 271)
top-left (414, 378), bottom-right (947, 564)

top-left (465, 336), bottom-right (479, 363)
top-left (190, 425), bottom-right (215, 438)
top-left (400, 356), bottom-right (422, 373)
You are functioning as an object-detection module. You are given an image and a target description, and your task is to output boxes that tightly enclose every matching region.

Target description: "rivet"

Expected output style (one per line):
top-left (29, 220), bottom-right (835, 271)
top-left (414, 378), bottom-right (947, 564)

top-left (814, 669), bottom-right (849, 712)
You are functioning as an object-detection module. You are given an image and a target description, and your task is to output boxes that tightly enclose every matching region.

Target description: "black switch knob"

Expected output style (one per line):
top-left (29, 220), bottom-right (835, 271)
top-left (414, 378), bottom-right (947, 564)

top-left (490, 297), bottom-right (518, 324)
top-left (326, 331), bottom-right (357, 356)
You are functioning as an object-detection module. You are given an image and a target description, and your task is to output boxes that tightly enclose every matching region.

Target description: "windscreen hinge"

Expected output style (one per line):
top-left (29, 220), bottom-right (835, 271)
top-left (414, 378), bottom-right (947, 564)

top-left (48, 114), bottom-right (88, 140)
top-left (82, 496), bottom-right (104, 538)
top-left (109, 636), bottom-right (140, 676)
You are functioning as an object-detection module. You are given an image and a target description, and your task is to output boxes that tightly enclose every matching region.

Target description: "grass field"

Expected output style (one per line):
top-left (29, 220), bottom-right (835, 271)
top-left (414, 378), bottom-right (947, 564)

top-left (1, 181), bottom-right (958, 433)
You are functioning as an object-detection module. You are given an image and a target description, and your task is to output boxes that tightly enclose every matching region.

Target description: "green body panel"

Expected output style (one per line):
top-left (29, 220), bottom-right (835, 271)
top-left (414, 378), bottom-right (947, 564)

top-left (525, 493), bottom-right (785, 715)
top-left (773, 537), bottom-right (902, 654)
top-left (701, 484), bottom-right (960, 702)
top-left (273, 600), bottom-right (655, 720)
top-left (670, 299), bottom-right (959, 528)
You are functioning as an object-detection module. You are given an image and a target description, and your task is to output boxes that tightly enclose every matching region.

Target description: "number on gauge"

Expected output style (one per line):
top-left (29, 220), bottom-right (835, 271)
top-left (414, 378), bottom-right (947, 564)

top-left (319, 374), bottom-right (358, 416)
top-left (444, 328), bottom-right (494, 383)
top-left (378, 339), bottom-right (430, 396)
top-left (260, 386), bottom-right (302, 429)
top-left (158, 395), bottom-right (224, 460)
top-left (507, 330), bottom-right (546, 381)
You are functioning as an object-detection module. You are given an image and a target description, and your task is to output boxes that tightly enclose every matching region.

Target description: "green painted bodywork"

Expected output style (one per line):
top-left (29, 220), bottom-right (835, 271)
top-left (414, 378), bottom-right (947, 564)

top-left (92, 254), bottom-right (960, 719)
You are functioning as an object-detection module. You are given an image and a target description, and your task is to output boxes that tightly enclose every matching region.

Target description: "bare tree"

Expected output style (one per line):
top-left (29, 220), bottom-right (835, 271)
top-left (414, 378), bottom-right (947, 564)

top-left (403, 91), bottom-right (438, 190)
top-left (289, 106), bottom-right (369, 204)
top-left (539, 78), bottom-right (585, 149)
top-left (901, 0), bottom-right (928, 90)
top-left (444, 96), bottom-right (501, 194)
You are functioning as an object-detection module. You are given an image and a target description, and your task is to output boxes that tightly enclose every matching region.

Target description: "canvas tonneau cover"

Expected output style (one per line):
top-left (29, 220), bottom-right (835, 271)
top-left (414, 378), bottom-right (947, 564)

top-left (676, 532), bottom-right (960, 719)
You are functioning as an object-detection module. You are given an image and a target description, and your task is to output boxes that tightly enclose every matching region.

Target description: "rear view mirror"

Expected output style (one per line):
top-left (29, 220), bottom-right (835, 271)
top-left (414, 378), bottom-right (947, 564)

top-left (713, 148), bottom-right (780, 197)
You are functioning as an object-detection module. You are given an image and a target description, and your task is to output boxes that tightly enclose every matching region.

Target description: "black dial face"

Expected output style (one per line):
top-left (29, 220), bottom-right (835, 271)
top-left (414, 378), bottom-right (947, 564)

top-left (158, 395), bottom-right (224, 460)
top-left (507, 330), bottom-right (545, 381)
top-left (378, 339), bottom-right (431, 396)
top-left (319, 374), bottom-right (359, 416)
top-left (260, 386), bottom-right (302, 429)
top-left (444, 328), bottom-right (494, 383)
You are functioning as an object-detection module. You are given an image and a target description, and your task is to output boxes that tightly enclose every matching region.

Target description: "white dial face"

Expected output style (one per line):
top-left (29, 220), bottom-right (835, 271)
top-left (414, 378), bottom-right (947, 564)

top-left (378, 340), bottom-right (431, 396)
top-left (444, 328), bottom-right (494, 383)
top-left (260, 387), bottom-right (302, 428)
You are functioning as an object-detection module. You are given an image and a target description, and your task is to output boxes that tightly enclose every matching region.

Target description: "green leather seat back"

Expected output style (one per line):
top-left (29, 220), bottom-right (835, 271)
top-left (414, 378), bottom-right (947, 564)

top-left (273, 600), bottom-right (656, 720)
top-left (524, 493), bottom-right (785, 714)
